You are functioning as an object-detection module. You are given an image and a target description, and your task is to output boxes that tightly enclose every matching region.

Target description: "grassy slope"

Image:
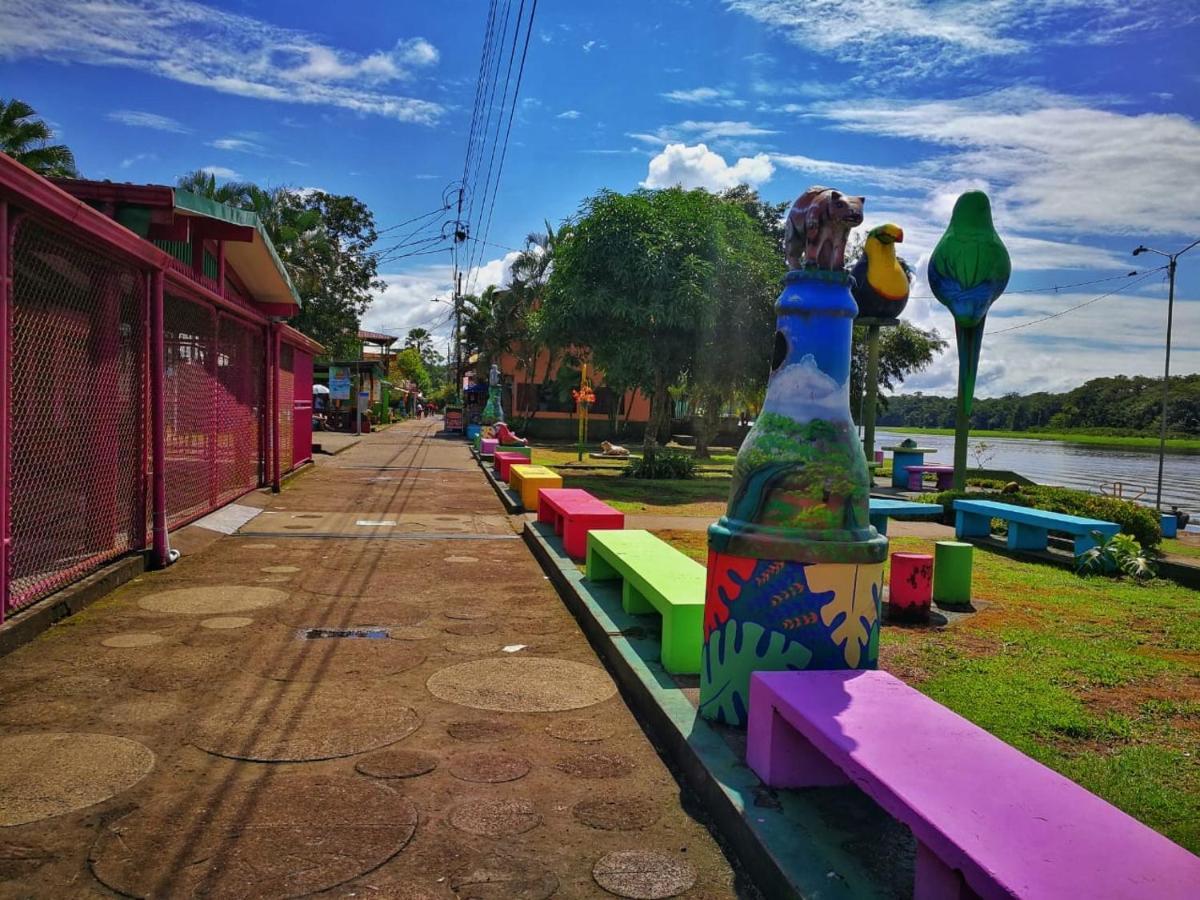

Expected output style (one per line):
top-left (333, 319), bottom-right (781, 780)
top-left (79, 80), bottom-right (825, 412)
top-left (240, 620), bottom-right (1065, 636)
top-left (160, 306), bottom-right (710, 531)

top-left (652, 529), bottom-right (1200, 852)
top-left (883, 426), bottom-right (1200, 453)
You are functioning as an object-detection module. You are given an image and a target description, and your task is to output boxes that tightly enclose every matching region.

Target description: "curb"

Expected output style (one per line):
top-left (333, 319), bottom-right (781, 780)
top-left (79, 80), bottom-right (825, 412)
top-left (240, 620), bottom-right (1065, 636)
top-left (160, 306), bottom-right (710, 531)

top-left (523, 520), bottom-right (902, 900)
top-left (477, 453), bottom-right (525, 514)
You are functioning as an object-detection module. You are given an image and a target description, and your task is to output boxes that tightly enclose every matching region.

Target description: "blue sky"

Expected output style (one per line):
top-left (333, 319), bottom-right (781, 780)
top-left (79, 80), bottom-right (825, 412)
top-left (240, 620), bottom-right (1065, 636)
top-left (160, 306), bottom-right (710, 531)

top-left (2, 0), bottom-right (1198, 396)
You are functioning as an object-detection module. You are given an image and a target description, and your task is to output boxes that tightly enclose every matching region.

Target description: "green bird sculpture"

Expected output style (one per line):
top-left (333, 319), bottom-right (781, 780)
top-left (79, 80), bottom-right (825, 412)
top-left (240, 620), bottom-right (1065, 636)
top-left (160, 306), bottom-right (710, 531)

top-left (928, 191), bottom-right (1010, 489)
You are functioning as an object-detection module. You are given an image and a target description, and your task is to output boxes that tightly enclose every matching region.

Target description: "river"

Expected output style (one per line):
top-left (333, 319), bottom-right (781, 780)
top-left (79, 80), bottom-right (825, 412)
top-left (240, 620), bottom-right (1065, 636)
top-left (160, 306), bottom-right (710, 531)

top-left (875, 430), bottom-right (1200, 514)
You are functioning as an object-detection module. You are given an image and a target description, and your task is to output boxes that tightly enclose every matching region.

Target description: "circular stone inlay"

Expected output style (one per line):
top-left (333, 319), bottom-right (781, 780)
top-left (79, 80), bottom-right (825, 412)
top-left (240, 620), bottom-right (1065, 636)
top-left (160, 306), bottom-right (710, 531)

top-left (249, 638), bottom-right (425, 683)
top-left (260, 565), bottom-right (300, 574)
top-left (443, 637), bottom-right (503, 656)
top-left (443, 621), bottom-right (497, 637)
top-left (444, 609), bottom-right (491, 620)
top-left (139, 586), bottom-right (286, 615)
top-left (547, 717), bottom-right (614, 743)
top-left (450, 799), bottom-right (541, 837)
top-left (192, 680), bottom-right (421, 762)
top-left (201, 616), bottom-right (254, 630)
top-left (556, 751), bottom-right (635, 779)
top-left (355, 749), bottom-right (438, 779)
top-left (447, 751), bottom-right (530, 783)
top-left (450, 861), bottom-right (557, 900)
top-left (91, 774), bottom-right (417, 900)
top-left (446, 719), bottom-right (521, 743)
top-left (101, 633), bottom-right (165, 649)
top-left (573, 797), bottom-right (662, 831)
top-left (592, 851), bottom-right (697, 900)
top-left (0, 733), bottom-right (155, 827)
top-left (426, 658), bottom-right (616, 713)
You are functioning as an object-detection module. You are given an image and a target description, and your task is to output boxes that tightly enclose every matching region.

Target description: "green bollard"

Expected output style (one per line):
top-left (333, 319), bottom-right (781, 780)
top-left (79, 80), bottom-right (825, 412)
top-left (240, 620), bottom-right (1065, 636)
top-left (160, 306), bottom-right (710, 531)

top-left (933, 540), bottom-right (973, 608)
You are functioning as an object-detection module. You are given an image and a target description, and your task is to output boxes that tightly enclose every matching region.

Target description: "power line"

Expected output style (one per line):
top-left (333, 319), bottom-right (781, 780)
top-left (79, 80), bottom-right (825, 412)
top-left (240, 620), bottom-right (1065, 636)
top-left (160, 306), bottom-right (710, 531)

top-left (374, 203), bottom-right (451, 237)
top-left (990, 266), bottom-right (1167, 335)
top-left (1006, 270), bottom-right (1142, 294)
top-left (461, 0), bottom-right (499, 195)
top-left (464, 0), bottom-right (513, 242)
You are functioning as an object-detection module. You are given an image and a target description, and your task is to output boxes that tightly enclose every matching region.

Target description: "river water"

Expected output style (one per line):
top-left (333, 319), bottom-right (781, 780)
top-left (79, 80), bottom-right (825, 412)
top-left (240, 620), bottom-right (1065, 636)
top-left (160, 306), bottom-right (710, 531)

top-left (875, 430), bottom-right (1200, 513)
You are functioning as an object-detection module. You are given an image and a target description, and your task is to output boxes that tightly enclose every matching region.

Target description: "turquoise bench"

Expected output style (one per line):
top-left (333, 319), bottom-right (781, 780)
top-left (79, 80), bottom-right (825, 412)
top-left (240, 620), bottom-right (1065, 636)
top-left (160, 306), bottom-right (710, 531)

top-left (586, 529), bottom-right (705, 675)
top-left (868, 498), bottom-right (943, 535)
top-left (954, 499), bottom-right (1119, 557)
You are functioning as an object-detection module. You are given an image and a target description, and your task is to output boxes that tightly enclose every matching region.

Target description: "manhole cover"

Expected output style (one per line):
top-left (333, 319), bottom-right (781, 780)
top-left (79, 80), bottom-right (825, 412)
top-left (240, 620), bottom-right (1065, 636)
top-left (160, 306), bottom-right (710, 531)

top-left (592, 851), bottom-right (697, 899)
top-left (446, 720), bottom-right (520, 743)
top-left (101, 633), bottom-right (164, 649)
top-left (546, 717), bottom-right (614, 743)
top-left (450, 859), bottom-right (558, 900)
top-left (555, 751), bottom-right (635, 779)
top-left (201, 616), bottom-right (254, 630)
top-left (355, 749), bottom-right (439, 779)
top-left (0, 733), bottom-right (155, 826)
top-left (447, 751), bottom-right (530, 783)
top-left (138, 586), bottom-right (286, 615)
top-left (426, 658), bottom-right (616, 712)
top-left (450, 799), bottom-right (541, 837)
top-left (573, 797), bottom-right (662, 831)
top-left (261, 565), bottom-right (301, 574)
top-left (443, 621), bottom-right (497, 637)
top-left (193, 680), bottom-right (421, 762)
top-left (303, 627), bottom-right (389, 639)
top-left (90, 774), bottom-right (417, 900)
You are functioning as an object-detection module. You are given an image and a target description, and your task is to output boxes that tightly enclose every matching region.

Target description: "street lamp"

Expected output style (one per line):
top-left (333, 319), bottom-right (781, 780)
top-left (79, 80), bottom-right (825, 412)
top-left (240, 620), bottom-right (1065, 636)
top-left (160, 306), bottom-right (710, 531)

top-left (1132, 238), bottom-right (1200, 512)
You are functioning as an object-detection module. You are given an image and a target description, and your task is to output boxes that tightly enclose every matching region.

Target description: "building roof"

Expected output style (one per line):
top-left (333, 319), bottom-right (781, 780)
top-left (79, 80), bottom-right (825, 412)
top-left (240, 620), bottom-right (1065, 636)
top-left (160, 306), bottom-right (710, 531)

top-left (358, 329), bottom-right (398, 344)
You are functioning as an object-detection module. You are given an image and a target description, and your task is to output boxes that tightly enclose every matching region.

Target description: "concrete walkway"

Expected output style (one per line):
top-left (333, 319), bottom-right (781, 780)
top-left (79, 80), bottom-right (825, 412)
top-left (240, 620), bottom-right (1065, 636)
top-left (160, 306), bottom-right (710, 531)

top-left (0, 420), bottom-right (738, 898)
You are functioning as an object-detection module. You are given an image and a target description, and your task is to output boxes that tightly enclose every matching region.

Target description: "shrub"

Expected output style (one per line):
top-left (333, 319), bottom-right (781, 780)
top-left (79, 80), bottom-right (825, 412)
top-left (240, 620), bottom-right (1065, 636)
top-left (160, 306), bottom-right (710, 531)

top-left (622, 451), bottom-right (697, 480)
top-left (1076, 532), bottom-right (1158, 581)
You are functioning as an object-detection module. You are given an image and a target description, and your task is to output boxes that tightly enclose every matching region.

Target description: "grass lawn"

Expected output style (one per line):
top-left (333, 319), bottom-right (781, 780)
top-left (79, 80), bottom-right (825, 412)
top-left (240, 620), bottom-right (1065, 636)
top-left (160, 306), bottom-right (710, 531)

top-left (650, 529), bottom-right (1200, 852)
top-left (883, 426), bottom-right (1200, 454)
top-left (557, 469), bottom-right (731, 517)
top-left (1163, 537), bottom-right (1200, 561)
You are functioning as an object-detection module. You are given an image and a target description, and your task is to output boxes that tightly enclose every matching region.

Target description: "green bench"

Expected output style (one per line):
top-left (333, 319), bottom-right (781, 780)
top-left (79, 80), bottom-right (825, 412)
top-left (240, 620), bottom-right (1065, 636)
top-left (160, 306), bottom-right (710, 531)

top-left (585, 529), bottom-right (705, 674)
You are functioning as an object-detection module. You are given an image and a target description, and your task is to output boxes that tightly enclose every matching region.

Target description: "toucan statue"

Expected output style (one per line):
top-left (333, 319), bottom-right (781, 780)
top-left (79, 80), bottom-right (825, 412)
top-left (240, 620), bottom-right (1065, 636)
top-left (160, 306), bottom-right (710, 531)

top-left (849, 223), bottom-right (910, 319)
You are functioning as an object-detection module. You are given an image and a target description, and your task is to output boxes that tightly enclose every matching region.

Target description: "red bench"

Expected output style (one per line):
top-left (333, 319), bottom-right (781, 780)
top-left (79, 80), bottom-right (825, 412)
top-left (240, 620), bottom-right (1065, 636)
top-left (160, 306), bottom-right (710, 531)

top-left (537, 488), bottom-right (624, 558)
top-left (493, 451), bottom-right (529, 482)
top-left (906, 464), bottom-right (955, 491)
top-left (747, 670), bottom-right (1200, 900)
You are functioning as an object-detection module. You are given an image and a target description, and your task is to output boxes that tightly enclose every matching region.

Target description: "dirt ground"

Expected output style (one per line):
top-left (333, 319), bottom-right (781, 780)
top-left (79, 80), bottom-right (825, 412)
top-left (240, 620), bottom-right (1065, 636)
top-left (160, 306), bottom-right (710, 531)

top-left (0, 420), bottom-right (741, 899)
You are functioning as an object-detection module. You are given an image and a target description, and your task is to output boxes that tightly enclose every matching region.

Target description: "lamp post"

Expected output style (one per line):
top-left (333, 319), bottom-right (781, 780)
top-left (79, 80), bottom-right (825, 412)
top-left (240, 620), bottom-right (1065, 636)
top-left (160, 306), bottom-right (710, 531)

top-left (1132, 238), bottom-right (1199, 512)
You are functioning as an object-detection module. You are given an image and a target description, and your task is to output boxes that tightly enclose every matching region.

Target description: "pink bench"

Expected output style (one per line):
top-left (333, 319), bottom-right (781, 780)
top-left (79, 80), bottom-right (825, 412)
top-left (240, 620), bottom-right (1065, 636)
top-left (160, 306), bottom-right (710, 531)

top-left (906, 464), bottom-right (954, 491)
top-left (493, 451), bottom-right (528, 482)
top-left (747, 670), bottom-right (1200, 900)
top-left (537, 488), bottom-right (624, 558)
top-left (480, 437), bottom-right (499, 457)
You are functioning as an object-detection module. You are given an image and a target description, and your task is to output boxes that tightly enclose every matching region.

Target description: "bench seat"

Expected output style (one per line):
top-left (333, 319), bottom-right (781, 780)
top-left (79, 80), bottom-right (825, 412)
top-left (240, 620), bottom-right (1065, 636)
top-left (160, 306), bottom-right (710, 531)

top-left (537, 488), bottom-right (624, 558)
top-left (493, 451), bottom-right (529, 482)
top-left (748, 670), bottom-right (1200, 900)
top-left (868, 498), bottom-right (943, 535)
top-left (954, 499), bottom-right (1119, 557)
top-left (906, 464), bottom-right (955, 491)
top-left (508, 464), bottom-right (562, 511)
top-left (586, 529), bottom-right (705, 674)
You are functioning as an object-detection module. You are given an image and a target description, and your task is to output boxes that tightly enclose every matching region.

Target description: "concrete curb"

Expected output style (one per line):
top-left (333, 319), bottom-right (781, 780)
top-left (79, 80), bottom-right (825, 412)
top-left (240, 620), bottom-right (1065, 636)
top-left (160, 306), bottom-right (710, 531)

top-left (476, 452), bottom-right (524, 514)
top-left (0, 555), bottom-right (145, 658)
top-left (523, 520), bottom-right (901, 900)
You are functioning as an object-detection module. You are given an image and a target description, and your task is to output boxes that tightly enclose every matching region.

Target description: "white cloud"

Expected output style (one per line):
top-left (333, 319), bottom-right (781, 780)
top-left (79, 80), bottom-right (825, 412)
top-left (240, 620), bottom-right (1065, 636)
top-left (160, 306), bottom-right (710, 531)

top-left (641, 142), bottom-right (774, 191)
top-left (107, 109), bottom-right (191, 133)
top-left (362, 253), bottom-right (519, 337)
top-left (629, 120), bottom-right (779, 147)
top-left (557, 109), bottom-right (581, 120)
top-left (0, 1), bottom-right (444, 124)
top-left (120, 152), bottom-right (157, 169)
top-left (772, 153), bottom-right (935, 192)
top-left (661, 87), bottom-right (745, 107)
top-left (200, 165), bottom-right (240, 179)
top-left (582, 40), bottom-right (597, 52)
top-left (209, 137), bottom-right (265, 154)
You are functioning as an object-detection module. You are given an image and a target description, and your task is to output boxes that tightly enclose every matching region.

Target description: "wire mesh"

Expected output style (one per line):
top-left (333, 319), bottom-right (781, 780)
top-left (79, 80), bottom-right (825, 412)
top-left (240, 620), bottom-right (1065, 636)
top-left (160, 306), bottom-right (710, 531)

top-left (215, 316), bottom-right (265, 503)
top-left (8, 218), bottom-right (146, 610)
top-left (278, 342), bottom-right (294, 475)
top-left (163, 293), bottom-right (216, 528)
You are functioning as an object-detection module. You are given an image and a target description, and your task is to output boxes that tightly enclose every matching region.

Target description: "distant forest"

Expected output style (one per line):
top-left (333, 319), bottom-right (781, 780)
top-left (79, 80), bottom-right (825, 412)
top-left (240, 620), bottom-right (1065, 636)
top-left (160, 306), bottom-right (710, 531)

top-left (878, 374), bottom-right (1200, 436)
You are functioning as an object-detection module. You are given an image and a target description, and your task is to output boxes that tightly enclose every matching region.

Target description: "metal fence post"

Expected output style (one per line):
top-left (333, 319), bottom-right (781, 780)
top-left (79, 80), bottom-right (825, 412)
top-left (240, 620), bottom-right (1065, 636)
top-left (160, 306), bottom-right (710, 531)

top-left (0, 201), bottom-right (10, 621)
top-left (271, 323), bottom-right (281, 492)
top-left (150, 268), bottom-right (171, 568)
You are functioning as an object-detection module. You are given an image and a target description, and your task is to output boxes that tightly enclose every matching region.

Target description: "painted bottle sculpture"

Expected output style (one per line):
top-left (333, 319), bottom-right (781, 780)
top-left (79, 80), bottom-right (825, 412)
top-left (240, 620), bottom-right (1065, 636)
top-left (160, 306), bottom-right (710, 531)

top-left (481, 362), bottom-right (505, 425)
top-left (698, 186), bottom-right (888, 727)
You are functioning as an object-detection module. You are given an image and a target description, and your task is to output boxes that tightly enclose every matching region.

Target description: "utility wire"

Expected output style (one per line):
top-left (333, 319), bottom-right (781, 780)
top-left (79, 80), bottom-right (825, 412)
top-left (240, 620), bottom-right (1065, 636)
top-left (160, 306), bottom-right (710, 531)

top-left (464, 0), bottom-right (512, 241)
top-left (991, 266), bottom-right (1167, 335)
top-left (1006, 270), bottom-right (1143, 294)
top-left (374, 203), bottom-right (451, 237)
top-left (461, 0), bottom-right (499, 195)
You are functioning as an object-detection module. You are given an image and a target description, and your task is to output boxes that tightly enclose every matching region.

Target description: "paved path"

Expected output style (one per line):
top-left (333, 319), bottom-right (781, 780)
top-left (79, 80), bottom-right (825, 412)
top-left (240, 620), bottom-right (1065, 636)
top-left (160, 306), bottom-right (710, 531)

top-left (0, 420), bottom-right (738, 898)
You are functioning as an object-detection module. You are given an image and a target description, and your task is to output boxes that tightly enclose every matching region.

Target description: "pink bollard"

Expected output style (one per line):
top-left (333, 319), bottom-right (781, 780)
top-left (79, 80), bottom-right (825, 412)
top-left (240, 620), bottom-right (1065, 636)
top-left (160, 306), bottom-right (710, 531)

top-left (889, 552), bottom-right (933, 621)
top-left (874, 450), bottom-right (884, 464)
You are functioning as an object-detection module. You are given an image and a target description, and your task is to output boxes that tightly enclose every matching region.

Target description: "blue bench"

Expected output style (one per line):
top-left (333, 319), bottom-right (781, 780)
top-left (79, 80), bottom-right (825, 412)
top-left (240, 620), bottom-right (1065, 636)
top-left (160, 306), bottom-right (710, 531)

top-left (868, 498), bottom-right (943, 535)
top-left (954, 499), bottom-right (1119, 557)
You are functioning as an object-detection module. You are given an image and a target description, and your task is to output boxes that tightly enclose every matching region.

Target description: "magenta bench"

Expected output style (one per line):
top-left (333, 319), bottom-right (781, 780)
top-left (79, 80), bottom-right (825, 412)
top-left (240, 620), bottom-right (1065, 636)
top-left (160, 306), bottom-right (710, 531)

top-left (480, 437), bottom-right (499, 457)
top-left (537, 488), bottom-right (624, 558)
top-left (493, 451), bottom-right (528, 482)
top-left (906, 464), bottom-right (954, 491)
top-left (747, 670), bottom-right (1200, 900)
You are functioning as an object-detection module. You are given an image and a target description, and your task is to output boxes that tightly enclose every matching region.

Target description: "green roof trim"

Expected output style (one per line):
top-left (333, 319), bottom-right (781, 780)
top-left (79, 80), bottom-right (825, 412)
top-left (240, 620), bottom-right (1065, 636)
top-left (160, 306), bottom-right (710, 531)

top-left (173, 189), bottom-right (301, 306)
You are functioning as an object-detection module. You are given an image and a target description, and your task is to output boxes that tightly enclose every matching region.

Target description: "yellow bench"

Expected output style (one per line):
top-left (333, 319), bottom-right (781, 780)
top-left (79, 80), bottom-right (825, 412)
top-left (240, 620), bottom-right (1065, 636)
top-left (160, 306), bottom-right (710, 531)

top-left (508, 464), bottom-right (562, 511)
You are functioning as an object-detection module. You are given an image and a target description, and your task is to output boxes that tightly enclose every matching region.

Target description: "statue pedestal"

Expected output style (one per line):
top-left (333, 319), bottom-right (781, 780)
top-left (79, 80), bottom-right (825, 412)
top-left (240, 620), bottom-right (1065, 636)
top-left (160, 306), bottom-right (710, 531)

top-left (481, 384), bottom-right (505, 425)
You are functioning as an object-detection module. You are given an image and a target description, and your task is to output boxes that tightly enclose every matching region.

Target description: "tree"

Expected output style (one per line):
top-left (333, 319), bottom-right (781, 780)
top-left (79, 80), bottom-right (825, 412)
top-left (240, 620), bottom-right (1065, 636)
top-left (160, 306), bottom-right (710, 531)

top-left (508, 220), bottom-right (570, 427)
top-left (544, 187), bottom-right (780, 459)
top-left (388, 346), bottom-right (431, 395)
top-left (0, 98), bottom-right (77, 177)
top-left (405, 327), bottom-right (432, 357)
top-left (850, 321), bottom-right (948, 424)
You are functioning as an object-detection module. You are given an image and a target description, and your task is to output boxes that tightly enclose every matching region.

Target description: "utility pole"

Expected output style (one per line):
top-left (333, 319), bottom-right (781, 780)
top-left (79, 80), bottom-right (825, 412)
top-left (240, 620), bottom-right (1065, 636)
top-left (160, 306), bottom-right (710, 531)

top-left (455, 271), bottom-right (464, 396)
top-left (1132, 238), bottom-right (1198, 512)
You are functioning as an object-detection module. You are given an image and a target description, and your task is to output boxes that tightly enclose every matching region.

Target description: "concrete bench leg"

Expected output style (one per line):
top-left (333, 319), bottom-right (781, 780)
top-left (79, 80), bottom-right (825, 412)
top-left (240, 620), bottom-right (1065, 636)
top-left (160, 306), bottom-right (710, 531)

top-left (659, 604), bottom-right (703, 674)
top-left (914, 843), bottom-right (979, 900)
top-left (1074, 531), bottom-right (1109, 557)
top-left (622, 580), bottom-right (654, 615)
top-left (936, 472), bottom-right (954, 490)
top-left (955, 510), bottom-right (991, 539)
top-left (1007, 521), bottom-right (1048, 552)
top-left (746, 703), bottom-right (849, 789)
top-left (869, 513), bottom-right (888, 536)
top-left (908, 472), bottom-right (923, 491)
top-left (536, 503), bottom-right (555, 525)
top-left (586, 547), bottom-right (620, 581)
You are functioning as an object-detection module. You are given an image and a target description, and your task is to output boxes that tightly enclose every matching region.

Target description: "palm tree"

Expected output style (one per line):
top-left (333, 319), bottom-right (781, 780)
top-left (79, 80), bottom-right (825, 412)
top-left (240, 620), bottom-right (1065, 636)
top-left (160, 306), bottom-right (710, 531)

top-left (405, 327), bottom-right (432, 357)
top-left (507, 220), bottom-right (570, 424)
top-left (0, 98), bottom-right (77, 177)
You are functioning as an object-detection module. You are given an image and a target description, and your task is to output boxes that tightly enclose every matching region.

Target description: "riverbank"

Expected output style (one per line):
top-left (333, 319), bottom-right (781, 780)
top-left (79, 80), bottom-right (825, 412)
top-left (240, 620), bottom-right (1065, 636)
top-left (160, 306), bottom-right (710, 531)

top-left (882, 426), bottom-right (1200, 454)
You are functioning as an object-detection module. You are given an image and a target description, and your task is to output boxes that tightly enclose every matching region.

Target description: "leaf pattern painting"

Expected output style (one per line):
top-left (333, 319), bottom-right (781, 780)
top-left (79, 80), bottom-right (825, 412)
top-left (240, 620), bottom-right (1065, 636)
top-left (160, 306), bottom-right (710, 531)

top-left (809, 563), bottom-right (883, 668)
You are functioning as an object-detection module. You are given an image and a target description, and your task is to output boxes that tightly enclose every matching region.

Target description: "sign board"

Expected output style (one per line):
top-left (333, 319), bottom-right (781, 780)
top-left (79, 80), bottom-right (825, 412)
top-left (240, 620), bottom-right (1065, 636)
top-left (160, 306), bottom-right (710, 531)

top-left (328, 366), bottom-right (351, 400)
top-left (357, 391), bottom-right (370, 414)
top-left (444, 409), bottom-right (464, 433)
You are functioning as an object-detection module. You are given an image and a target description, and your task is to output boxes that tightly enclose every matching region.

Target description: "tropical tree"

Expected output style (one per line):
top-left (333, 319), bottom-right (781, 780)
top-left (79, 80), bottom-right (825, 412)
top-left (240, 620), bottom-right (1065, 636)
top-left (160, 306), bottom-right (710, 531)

top-left (405, 327), bottom-right (432, 357)
top-left (388, 346), bottom-right (431, 395)
top-left (0, 98), bottom-right (77, 177)
top-left (507, 220), bottom-right (570, 426)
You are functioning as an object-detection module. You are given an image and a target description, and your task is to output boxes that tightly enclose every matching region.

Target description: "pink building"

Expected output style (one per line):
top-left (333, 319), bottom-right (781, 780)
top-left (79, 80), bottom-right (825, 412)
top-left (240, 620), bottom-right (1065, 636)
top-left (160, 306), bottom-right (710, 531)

top-left (0, 156), bottom-right (322, 622)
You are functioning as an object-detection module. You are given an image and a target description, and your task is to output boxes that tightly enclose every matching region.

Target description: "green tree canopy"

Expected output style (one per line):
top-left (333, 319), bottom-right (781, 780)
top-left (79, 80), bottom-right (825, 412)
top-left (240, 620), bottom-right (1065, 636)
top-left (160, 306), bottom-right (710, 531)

top-left (388, 346), bottom-right (431, 395)
top-left (0, 98), bottom-right (77, 177)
